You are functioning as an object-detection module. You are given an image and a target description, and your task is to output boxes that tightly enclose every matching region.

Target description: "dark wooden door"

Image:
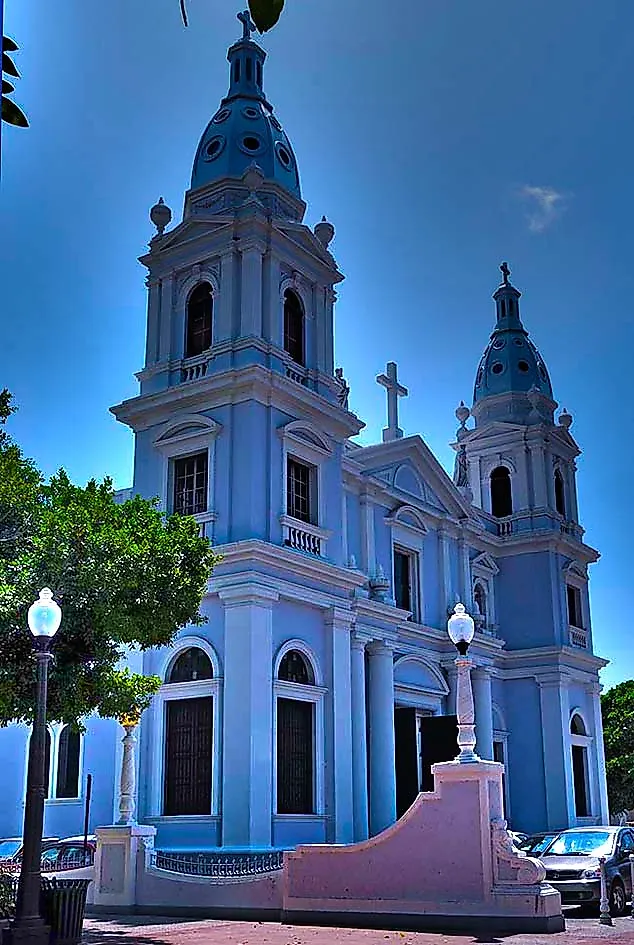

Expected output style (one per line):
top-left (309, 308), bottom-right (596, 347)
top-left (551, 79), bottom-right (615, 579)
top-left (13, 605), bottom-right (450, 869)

top-left (395, 707), bottom-right (419, 818)
top-left (419, 714), bottom-right (458, 791)
top-left (164, 697), bottom-right (213, 815)
top-left (277, 698), bottom-right (313, 814)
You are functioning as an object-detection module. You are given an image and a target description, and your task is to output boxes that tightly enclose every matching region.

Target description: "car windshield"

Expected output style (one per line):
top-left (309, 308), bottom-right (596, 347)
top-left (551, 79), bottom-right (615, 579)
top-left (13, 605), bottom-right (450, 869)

top-left (519, 834), bottom-right (560, 855)
top-left (0, 840), bottom-right (21, 859)
top-left (546, 831), bottom-right (615, 857)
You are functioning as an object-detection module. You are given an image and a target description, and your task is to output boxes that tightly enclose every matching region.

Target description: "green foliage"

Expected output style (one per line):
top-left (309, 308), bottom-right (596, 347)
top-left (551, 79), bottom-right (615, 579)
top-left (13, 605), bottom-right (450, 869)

top-left (97, 669), bottom-right (162, 724)
top-left (179, 1), bottom-right (285, 33)
top-left (601, 679), bottom-right (634, 814)
top-left (0, 397), bottom-right (218, 727)
top-left (0, 869), bottom-right (16, 919)
top-left (2, 37), bottom-right (28, 128)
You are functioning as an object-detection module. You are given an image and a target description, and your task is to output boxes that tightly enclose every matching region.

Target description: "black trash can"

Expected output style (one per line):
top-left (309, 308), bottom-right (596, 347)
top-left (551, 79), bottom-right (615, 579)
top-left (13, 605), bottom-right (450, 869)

top-left (40, 877), bottom-right (91, 945)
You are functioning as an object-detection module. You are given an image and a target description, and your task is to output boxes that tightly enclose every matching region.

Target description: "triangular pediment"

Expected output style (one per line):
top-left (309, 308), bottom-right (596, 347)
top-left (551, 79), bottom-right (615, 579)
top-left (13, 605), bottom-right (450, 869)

top-left (145, 216), bottom-right (234, 255)
top-left (463, 421), bottom-right (528, 443)
top-left (472, 552), bottom-right (500, 576)
top-left (353, 436), bottom-right (472, 520)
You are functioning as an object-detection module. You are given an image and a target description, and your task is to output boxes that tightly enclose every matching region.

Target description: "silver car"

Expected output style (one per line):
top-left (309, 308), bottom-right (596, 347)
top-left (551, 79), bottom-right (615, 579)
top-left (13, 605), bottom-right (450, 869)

top-left (541, 826), bottom-right (634, 915)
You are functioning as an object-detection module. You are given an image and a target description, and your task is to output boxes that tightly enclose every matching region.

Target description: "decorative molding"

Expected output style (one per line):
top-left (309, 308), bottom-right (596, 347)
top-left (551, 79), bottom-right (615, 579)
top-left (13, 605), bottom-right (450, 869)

top-left (491, 817), bottom-right (546, 887)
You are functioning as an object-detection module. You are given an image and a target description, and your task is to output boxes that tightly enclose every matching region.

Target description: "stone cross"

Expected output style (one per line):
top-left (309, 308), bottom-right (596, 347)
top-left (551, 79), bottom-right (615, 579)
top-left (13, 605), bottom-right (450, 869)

top-left (376, 361), bottom-right (408, 442)
top-left (500, 261), bottom-right (511, 285)
top-left (237, 9), bottom-right (256, 40)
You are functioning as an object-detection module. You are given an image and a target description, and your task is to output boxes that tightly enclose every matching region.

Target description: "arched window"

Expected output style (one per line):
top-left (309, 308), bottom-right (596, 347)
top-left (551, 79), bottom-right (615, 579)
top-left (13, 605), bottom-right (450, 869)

top-left (278, 649), bottom-right (313, 685)
top-left (164, 647), bottom-right (214, 816)
top-left (185, 282), bottom-right (213, 359)
top-left (490, 466), bottom-right (513, 518)
top-left (554, 468), bottom-right (566, 517)
top-left (56, 725), bottom-right (80, 798)
top-left (473, 582), bottom-right (487, 625)
top-left (277, 649), bottom-right (314, 814)
top-left (283, 289), bottom-right (304, 366)
top-left (570, 713), bottom-right (590, 817)
top-left (167, 647), bottom-right (213, 684)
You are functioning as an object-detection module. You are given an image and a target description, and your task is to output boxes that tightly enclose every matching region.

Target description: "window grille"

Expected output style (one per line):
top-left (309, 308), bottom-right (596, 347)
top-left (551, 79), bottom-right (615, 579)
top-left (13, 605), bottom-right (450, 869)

top-left (164, 696), bottom-right (213, 816)
top-left (168, 647), bottom-right (213, 684)
top-left (287, 458), bottom-right (312, 523)
top-left (277, 698), bottom-right (313, 814)
top-left (278, 650), bottom-right (312, 685)
top-left (174, 452), bottom-right (208, 515)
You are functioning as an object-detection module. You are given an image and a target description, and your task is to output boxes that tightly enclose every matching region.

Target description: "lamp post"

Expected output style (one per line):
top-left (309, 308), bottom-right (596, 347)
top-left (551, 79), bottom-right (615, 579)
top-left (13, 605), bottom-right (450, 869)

top-left (10, 589), bottom-right (62, 945)
top-left (447, 602), bottom-right (480, 764)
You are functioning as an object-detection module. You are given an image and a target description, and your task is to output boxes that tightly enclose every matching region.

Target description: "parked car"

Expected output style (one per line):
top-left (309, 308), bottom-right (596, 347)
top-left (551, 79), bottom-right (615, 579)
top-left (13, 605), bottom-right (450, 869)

top-left (0, 839), bottom-right (22, 862)
top-left (3, 837), bottom-right (95, 872)
top-left (540, 826), bottom-right (634, 915)
top-left (518, 832), bottom-right (562, 857)
top-left (0, 838), bottom-right (59, 866)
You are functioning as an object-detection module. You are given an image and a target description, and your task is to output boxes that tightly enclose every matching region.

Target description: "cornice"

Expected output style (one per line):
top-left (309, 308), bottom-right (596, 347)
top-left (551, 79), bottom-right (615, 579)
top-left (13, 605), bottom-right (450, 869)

top-left (111, 362), bottom-right (364, 440)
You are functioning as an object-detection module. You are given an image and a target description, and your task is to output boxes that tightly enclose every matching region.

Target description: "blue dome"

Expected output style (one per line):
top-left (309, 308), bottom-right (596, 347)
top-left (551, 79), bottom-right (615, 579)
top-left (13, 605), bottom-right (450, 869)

top-left (191, 23), bottom-right (301, 199)
top-left (473, 265), bottom-right (553, 404)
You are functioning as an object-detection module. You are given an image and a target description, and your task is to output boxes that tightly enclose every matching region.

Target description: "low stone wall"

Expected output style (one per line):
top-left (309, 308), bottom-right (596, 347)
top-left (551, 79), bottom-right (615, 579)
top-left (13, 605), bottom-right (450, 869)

top-left (282, 761), bottom-right (563, 934)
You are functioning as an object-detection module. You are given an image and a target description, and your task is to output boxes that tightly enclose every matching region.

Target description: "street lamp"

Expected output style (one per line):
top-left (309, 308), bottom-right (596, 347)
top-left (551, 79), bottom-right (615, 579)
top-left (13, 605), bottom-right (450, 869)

top-left (9, 589), bottom-right (62, 945)
top-left (447, 603), bottom-right (480, 764)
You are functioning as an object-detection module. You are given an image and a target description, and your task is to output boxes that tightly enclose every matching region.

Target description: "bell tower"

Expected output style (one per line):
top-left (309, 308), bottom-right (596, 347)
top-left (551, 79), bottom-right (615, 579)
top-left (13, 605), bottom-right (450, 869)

top-left (451, 264), bottom-right (596, 653)
top-left (112, 12), bottom-right (362, 557)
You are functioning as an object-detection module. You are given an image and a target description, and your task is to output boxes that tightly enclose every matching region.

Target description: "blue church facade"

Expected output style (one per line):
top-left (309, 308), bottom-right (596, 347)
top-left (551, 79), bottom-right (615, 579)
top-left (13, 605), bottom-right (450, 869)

top-left (0, 16), bottom-right (609, 852)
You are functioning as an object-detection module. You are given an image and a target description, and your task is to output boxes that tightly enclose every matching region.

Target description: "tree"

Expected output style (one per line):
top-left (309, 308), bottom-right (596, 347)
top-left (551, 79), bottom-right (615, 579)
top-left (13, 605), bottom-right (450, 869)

top-left (2, 36), bottom-right (28, 127)
top-left (601, 679), bottom-right (634, 815)
top-left (179, 0), bottom-right (285, 33)
top-left (0, 393), bottom-right (218, 726)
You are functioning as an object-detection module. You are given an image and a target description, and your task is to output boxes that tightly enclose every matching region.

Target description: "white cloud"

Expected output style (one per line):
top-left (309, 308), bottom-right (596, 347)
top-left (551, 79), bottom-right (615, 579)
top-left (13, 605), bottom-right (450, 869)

top-left (519, 185), bottom-right (568, 233)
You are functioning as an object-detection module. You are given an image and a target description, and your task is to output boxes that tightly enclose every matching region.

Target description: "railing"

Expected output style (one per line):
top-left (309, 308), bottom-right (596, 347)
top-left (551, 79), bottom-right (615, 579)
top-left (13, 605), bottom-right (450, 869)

top-left (285, 365), bottom-right (309, 386)
top-left (180, 354), bottom-right (211, 383)
top-left (497, 517), bottom-right (514, 537)
top-left (569, 625), bottom-right (588, 649)
top-left (150, 850), bottom-right (284, 877)
top-left (284, 523), bottom-right (321, 556)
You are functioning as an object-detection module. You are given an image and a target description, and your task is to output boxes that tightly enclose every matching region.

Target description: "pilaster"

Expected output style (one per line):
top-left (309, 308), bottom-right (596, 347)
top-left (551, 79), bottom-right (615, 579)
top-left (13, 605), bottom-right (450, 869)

top-left (528, 443), bottom-right (548, 508)
top-left (158, 274), bottom-right (174, 360)
top-left (587, 681), bottom-right (610, 824)
top-left (219, 583), bottom-right (279, 847)
top-left (326, 607), bottom-right (355, 844)
top-left (240, 239), bottom-right (266, 337)
top-left (538, 676), bottom-right (574, 829)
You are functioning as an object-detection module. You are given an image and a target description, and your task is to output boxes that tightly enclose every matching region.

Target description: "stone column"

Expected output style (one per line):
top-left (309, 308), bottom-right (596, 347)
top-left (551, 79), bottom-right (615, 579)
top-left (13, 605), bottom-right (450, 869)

top-left (472, 667), bottom-right (494, 761)
top-left (438, 530), bottom-right (452, 616)
top-left (326, 608), bottom-right (355, 844)
top-left (219, 583), bottom-right (278, 848)
top-left (350, 635), bottom-right (369, 841)
top-left (529, 443), bottom-right (548, 508)
top-left (459, 540), bottom-right (473, 613)
top-left (144, 278), bottom-right (161, 366)
top-left (117, 722), bottom-right (139, 825)
top-left (588, 681), bottom-right (610, 824)
top-left (367, 641), bottom-right (396, 835)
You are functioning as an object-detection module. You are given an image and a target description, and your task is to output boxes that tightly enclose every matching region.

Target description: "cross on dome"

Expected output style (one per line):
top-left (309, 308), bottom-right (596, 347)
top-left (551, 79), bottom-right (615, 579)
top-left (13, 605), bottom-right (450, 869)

top-left (237, 9), bottom-right (257, 40)
top-left (500, 261), bottom-right (511, 285)
top-left (376, 361), bottom-right (408, 442)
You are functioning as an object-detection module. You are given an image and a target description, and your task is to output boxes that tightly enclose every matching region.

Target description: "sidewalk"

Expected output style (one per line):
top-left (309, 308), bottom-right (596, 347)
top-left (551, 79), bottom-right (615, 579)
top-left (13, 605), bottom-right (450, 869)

top-left (83, 914), bottom-right (634, 945)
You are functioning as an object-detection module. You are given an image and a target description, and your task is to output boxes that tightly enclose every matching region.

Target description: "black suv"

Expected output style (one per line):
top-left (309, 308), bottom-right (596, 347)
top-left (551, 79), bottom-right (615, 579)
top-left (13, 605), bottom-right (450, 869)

top-left (540, 826), bottom-right (634, 915)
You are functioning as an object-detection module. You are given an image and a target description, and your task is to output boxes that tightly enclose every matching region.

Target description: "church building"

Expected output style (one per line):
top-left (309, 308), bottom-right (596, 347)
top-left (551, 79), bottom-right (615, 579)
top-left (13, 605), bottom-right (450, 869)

top-left (0, 14), bottom-right (609, 851)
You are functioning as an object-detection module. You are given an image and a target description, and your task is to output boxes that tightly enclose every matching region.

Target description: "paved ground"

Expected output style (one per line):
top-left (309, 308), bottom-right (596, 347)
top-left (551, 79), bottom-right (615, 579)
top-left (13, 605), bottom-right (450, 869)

top-left (83, 910), bottom-right (634, 945)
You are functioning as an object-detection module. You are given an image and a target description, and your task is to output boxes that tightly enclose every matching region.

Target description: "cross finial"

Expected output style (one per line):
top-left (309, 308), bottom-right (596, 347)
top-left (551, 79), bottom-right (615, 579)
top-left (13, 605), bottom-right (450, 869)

top-left (500, 261), bottom-right (511, 285)
top-left (237, 9), bottom-right (257, 40)
top-left (376, 361), bottom-right (408, 442)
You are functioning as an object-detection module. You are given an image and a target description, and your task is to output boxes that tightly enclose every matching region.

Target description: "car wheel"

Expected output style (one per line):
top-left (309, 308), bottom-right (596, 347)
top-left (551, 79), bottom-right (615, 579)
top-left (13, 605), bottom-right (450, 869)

top-left (609, 880), bottom-right (626, 917)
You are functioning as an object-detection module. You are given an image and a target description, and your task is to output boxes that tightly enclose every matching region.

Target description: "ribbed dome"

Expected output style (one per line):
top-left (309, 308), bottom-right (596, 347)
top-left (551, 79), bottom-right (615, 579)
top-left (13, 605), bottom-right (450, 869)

top-left (473, 264), bottom-right (553, 405)
top-left (191, 16), bottom-right (301, 199)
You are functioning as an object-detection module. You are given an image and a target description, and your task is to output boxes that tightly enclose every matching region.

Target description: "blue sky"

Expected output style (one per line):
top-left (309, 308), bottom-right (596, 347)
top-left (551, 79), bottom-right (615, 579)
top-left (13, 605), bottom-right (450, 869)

top-left (1, 0), bottom-right (632, 689)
